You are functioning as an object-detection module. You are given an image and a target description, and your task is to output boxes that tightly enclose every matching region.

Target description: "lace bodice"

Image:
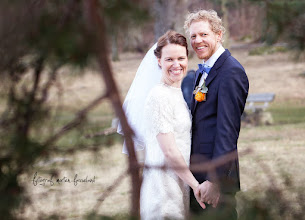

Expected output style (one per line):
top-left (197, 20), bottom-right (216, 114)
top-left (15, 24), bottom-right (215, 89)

top-left (144, 83), bottom-right (192, 166)
top-left (140, 83), bottom-right (192, 219)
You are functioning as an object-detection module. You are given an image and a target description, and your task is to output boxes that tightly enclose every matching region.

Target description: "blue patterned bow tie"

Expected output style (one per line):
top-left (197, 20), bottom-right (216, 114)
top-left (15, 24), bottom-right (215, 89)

top-left (198, 64), bottom-right (212, 74)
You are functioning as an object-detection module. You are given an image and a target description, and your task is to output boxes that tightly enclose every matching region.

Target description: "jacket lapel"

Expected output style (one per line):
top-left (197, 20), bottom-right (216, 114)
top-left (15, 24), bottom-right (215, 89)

top-left (205, 49), bottom-right (231, 87)
top-left (191, 69), bottom-right (202, 114)
top-left (192, 49), bottom-right (231, 114)
top-left (193, 69), bottom-right (202, 90)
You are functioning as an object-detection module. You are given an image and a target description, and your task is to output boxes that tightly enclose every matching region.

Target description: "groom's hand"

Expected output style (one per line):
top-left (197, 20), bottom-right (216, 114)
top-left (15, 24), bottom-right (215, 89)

top-left (199, 180), bottom-right (220, 208)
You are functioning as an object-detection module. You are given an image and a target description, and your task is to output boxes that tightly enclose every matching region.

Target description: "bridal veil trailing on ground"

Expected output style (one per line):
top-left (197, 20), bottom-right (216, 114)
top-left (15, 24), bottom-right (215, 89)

top-left (117, 43), bottom-right (162, 154)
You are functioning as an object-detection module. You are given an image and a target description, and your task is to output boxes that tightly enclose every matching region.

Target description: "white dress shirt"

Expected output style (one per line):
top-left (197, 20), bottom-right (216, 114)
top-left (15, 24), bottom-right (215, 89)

top-left (198, 45), bottom-right (225, 87)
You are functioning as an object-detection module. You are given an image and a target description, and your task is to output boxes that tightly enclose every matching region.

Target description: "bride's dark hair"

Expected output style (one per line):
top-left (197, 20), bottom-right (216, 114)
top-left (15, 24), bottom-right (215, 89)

top-left (154, 30), bottom-right (188, 59)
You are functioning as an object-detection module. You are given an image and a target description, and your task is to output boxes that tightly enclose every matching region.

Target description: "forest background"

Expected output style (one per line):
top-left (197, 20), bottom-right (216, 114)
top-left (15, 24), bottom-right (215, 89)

top-left (0, 0), bottom-right (305, 219)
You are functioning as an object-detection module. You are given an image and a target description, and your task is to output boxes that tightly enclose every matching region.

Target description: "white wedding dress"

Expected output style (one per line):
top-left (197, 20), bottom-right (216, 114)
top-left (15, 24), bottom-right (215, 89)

top-left (140, 83), bottom-right (192, 220)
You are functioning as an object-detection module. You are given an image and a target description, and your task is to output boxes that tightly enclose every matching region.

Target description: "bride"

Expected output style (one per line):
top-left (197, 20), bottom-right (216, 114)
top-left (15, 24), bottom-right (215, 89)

top-left (118, 30), bottom-right (208, 219)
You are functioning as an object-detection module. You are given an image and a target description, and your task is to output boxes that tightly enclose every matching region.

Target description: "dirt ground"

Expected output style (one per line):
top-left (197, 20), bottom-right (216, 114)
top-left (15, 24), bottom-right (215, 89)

top-left (21, 43), bottom-right (305, 218)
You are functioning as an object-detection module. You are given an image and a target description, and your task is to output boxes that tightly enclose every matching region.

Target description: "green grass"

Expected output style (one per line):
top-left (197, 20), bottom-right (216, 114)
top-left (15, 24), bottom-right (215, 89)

top-left (28, 106), bottom-right (121, 151)
top-left (249, 45), bottom-right (289, 56)
top-left (269, 104), bottom-right (305, 124)
top-left (53, 121), bottom-right (120, 150)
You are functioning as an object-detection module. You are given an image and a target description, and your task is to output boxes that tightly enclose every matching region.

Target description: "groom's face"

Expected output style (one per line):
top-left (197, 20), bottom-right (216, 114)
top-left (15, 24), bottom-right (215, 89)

top-left (189, 20), bottom-right (222, 61)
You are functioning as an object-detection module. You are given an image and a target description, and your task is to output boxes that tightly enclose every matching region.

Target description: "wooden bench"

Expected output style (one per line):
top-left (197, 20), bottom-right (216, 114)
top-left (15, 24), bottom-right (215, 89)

top-left (245, 93), bottom-right (275, 112)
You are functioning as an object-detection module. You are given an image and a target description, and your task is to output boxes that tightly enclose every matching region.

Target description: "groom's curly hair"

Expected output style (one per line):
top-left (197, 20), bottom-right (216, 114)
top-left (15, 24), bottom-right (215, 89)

top-left (154, 30), bottom-right (188, 59)
top-left (184, 9), bottom-right (226, 43)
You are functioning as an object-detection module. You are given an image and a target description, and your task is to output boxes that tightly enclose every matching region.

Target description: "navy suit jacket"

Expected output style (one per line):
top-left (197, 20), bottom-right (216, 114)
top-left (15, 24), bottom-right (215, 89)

top-left (190, 49), bottom-right (249, 193)
top-left (182, 70), bottom-right (196, 109)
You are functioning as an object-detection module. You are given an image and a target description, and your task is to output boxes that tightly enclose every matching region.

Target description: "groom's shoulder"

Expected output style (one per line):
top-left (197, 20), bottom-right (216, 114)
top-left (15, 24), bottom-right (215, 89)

top-left (220, 51), bottom-right (245, 71)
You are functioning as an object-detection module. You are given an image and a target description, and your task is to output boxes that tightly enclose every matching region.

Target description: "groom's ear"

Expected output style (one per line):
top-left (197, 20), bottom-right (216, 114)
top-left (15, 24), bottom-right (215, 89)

top-left (216, 31), bottom-right (223, 43)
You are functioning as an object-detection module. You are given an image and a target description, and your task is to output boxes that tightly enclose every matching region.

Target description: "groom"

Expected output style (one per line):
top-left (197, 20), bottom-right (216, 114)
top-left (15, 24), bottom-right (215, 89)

top-left (184, 10), bottom-right (249, 219)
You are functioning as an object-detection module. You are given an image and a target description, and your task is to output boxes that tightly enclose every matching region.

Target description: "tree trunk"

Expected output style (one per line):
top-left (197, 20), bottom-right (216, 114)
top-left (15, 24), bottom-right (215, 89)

top-left (153, 0), bottom-right (170, 41)
top-left (241, 0), bottom-right (247, 38)
top-left (111, 28), bottom-right (119, 61)
top-left (153, 0), bottom-right (188, 41)
top-left (84, 0), bottom-right (141, 218)
top-left (221, 0), bottom-right (230, 49)
top-left (173, 0), bottom-right (188, 35)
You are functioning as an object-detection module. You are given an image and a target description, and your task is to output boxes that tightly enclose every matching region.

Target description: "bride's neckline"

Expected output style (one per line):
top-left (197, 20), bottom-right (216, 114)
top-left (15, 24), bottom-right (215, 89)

top-left (159, 82), bottom-right (181, 90)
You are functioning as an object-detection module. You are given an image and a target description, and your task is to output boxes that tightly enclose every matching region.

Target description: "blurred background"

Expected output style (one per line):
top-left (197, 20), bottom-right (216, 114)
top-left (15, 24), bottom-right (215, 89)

top-left (0, 0), bottom-right (304, 219)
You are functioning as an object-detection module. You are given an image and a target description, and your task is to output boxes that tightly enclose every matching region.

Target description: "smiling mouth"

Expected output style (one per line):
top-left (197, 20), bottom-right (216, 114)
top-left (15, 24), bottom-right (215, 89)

top-left (196, 46), bottom-right (207, 51)
top-left (169, 69), bottom-right (183, 75)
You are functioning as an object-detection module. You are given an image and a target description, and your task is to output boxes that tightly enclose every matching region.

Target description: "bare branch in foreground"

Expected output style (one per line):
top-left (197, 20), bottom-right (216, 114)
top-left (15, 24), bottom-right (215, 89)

top-left (128, 148), bottom-right (253, 173)
top-left (93, 169), bottom-right (129, 212)
top-left (84, 127), bottom-right (117, 138)
top-left (84, 0), bottom-right (141, 217)
top-left (44, 93), bottom-right (109, 147)
top-left (91, 149), bottom-right (252, 212)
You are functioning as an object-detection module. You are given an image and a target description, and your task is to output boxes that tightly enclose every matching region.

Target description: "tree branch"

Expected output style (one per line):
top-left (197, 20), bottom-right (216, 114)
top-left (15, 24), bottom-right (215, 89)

top-left (44, 93), bottom-right (109, 147)
top-left (93, 169), bottom-right (129, 212)
top-left (84, 0), bottom-right (141, 217)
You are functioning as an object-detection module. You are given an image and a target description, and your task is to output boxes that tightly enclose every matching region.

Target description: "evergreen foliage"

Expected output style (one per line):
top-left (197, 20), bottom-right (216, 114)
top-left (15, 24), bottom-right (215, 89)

top-left (0, 0), bottom-right (148, 218)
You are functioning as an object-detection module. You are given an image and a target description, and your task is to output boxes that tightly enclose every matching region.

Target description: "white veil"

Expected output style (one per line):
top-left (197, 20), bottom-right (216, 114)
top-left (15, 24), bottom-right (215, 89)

top-left (117, 43), bottom-right (162, 154)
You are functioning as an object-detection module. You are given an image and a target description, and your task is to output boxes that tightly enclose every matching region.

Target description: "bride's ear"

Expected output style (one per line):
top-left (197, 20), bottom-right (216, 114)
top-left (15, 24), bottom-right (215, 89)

top-left (157, 58), bottom-right (162, 68)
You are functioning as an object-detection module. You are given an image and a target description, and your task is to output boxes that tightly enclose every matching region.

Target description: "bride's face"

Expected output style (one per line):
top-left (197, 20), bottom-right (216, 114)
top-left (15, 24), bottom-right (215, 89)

top-left (158, 44), bottom-right (188, 87)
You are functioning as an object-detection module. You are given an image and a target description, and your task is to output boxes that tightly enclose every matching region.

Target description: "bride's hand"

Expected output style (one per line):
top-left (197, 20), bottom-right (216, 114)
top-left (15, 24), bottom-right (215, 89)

top-left (194, 184), bottom-right (206, 209)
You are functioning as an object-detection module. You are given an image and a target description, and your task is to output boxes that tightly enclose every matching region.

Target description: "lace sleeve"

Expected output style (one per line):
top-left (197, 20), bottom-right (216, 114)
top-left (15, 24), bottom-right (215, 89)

top-left (145, 89), bottom-right (174, 135)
